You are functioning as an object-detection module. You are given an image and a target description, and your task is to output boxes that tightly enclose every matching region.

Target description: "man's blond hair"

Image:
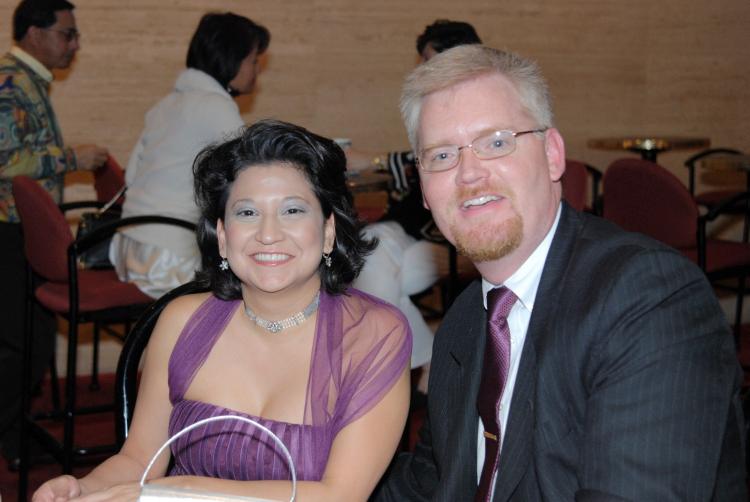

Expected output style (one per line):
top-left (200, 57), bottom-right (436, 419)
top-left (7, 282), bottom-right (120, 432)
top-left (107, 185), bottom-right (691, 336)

top-left (400, 45), bottom-right (554, 151)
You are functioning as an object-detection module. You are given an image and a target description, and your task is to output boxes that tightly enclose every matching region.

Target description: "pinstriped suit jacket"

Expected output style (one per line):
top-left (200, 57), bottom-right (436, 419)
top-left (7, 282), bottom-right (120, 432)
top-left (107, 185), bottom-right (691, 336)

top-left (375, 203), bottom-right (746, 501)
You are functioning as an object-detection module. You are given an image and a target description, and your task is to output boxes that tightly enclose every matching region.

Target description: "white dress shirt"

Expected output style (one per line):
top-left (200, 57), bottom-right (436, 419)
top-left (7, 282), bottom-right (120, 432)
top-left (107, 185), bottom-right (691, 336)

top-left (10, 46), bottom-right (52, 82)
top-left (477, 204), bottom-right (562, 499)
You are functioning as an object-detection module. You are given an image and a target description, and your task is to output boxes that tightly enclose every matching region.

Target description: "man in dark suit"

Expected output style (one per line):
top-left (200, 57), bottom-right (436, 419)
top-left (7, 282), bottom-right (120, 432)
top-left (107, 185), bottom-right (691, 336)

top-left (375, 45), bottom-right (746, 501)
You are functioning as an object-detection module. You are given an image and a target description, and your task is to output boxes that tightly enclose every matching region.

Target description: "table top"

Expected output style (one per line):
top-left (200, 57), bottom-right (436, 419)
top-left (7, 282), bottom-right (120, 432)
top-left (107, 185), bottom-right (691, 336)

top-left (587, 136), bottom-right (710, 154)
top-left (345, 170), bottom-right (392, 193)
top-left (699, 154), bottom-right (750, 172)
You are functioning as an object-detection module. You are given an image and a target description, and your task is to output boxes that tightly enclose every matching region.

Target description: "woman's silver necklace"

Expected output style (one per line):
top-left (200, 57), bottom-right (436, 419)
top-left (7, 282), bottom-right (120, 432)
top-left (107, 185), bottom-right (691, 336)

top-left (243, 292), bottom-right (320, 334)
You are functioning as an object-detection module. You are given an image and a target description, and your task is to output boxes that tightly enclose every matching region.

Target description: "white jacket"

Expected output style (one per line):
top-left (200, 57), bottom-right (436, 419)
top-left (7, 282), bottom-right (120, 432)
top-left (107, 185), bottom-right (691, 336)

top-left (120, 68), bottom-right (244, 255)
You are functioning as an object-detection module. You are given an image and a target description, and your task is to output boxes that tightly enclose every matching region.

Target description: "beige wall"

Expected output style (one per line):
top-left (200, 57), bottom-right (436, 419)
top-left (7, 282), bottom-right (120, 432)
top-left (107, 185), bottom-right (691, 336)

top-left (1, 0), bottom-right (748, 193)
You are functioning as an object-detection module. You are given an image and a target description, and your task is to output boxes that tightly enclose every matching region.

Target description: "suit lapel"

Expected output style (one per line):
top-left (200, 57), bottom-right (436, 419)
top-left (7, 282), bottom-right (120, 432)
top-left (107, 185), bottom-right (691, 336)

top-left (493, 331), bottom-right (537, 500)
top-left (492, 204), bottom-right (581, 501)
top-left (435, 281), bottom-right (486, 498)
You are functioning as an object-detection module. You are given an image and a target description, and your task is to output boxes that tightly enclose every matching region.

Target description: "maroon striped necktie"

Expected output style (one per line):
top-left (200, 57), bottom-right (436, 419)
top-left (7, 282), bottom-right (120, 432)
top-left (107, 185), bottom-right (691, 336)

top-left (475, 286), bottom-right (517, 502)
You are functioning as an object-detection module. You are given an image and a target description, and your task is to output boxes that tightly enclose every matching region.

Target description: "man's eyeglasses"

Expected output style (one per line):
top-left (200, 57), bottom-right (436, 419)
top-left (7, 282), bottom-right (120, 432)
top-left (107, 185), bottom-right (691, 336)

top-left (417, 128), bottom-right (548, 172)
top-left (43, 27), bottom-right (80, 42)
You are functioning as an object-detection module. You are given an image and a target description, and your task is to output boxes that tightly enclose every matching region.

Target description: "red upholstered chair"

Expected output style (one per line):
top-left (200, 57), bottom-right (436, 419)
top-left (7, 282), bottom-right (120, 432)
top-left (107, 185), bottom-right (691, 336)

top-left (12, 175), bottom-right (196, 495)
top-left (94, 155), bottom-right (126, 204)
top-left (602, 157), bottom-right (750, 348)
top-left (561, 159), bottom-right (602, 214)
top-left (57, 156), bottom-right (128, 391)
top-left (60, 155), bottom-right (126, 215)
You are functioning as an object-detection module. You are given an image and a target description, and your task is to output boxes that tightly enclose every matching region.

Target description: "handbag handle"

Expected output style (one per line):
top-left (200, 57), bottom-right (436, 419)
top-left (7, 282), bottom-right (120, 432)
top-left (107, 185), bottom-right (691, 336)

top-left (140, 414), bottom-right (297, 501)
top-left (98, 184), bottom-right (128, 214)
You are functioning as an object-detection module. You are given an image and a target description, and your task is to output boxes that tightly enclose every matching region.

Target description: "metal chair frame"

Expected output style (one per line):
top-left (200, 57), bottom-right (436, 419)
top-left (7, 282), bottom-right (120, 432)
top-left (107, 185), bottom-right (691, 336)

top-left (114, 281), bottom-right (209, 446)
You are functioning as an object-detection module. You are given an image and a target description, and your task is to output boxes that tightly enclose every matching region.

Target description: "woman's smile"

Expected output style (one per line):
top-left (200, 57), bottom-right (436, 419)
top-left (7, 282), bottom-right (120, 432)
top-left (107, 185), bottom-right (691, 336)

top-left (217, 162), bottom-right (335, 296)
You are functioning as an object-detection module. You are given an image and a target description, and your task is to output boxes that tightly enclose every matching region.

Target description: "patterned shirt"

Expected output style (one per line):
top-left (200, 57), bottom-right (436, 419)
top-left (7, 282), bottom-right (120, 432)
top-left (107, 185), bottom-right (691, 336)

top-left (0, 47), bottom-right (77, 222)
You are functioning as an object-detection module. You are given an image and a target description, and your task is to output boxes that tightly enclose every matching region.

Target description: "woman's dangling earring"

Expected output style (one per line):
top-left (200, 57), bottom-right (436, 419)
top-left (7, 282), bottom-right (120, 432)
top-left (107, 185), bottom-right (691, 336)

top-left (323, 253), bottom-right (332, 268)
top-left (219, 258), bottom-right (229, 271)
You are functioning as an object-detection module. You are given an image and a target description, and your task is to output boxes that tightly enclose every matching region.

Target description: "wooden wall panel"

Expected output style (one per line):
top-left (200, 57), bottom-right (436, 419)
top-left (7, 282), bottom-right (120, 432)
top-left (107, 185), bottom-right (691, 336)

top-left (0, 0), bottom-right (747, 194)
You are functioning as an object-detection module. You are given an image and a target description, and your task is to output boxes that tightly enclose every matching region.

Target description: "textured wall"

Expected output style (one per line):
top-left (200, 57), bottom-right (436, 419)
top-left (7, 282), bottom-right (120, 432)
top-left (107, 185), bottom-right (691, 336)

top-left (2, 1), bottom-right (747, 373)
top-left (0, 0), bottom-right (748, 193)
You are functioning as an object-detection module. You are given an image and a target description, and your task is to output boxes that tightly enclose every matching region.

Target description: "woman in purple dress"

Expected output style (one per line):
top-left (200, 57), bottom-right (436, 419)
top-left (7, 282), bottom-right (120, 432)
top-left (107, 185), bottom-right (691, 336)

top-left (33, 120), bottom-right (412, 501)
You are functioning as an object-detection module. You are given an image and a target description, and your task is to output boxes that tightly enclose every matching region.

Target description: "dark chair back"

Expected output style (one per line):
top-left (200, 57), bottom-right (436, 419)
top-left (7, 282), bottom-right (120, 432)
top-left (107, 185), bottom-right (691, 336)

top-left (602, 158), bottom-right (698, 250)
top-left (115, 280), bottom-right (210, 446)
top-left (94, 155), bottom-right (126, 204)
top-left (562, 159), bottom-right (602, 214)
top-left (13, 175), bottom-right (74, 282)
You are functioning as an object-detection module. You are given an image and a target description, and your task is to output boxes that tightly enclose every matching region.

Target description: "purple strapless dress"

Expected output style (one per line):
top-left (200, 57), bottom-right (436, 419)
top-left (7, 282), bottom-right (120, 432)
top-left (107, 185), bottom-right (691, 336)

top-left (166, 288), bottom-right (411, 482)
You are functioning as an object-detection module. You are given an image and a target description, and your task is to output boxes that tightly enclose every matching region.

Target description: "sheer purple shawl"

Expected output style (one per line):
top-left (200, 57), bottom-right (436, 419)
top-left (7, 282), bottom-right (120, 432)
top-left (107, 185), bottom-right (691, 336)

top-left (166, 288), bottom-right (412, 481)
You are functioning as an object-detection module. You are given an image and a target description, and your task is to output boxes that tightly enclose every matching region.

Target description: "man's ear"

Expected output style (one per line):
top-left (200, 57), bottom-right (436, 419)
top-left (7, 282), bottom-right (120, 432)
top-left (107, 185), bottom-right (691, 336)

top-left (419, 178), bottom-right (431, 210)
top-left (24, 26), bottom-right (42, 49)
top-left (545, 128), bottom-right (566, 182)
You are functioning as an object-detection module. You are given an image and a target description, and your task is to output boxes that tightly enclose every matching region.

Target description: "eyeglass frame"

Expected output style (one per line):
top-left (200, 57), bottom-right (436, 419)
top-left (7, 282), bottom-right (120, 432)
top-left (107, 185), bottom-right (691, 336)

top-left (42, 27), bottom-right (80, 42)
top-left (416, 128), bottom-right (548, 173)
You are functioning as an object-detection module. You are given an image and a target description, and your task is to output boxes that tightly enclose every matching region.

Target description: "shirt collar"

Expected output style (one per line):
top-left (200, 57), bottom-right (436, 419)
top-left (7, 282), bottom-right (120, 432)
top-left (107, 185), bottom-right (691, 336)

top-left (174, 68), bottom-right (232, 97)
top-left (10, 46), bottom-right (53, 83)
top-left (482, 202), bottom-right (562, 311)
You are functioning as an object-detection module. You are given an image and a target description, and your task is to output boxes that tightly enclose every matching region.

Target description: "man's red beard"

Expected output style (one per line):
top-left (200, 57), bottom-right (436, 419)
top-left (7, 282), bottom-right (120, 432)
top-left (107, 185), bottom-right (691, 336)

top-left (453, 214), bottom-right (522, 262)
top-left (448, 186), bottom-right (523, 262)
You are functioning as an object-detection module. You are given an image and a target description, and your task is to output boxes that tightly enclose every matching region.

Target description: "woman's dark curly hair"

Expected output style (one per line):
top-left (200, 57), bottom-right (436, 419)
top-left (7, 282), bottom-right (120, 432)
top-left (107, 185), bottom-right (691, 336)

top-left (193, 119), bottom-right (376, 300)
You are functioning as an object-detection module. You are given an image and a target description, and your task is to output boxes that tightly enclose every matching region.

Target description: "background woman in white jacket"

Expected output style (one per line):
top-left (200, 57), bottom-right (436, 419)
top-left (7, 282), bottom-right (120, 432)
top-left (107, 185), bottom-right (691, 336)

top-left (110, 12), bottom-right (270, 298)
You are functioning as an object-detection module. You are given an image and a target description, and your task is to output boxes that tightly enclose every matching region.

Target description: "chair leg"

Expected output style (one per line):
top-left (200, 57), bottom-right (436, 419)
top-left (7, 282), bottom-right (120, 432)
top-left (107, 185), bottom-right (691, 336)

top-left (743, 174), bottom-right (749, 244)
top-left (18, 267), bottom-right (34, 502)
top-left (62, 315), bottom-right (78, 473)
top-left (90, 322), bottom-right (101, 391)
top-left (49, 348), bottom-right (61, 412)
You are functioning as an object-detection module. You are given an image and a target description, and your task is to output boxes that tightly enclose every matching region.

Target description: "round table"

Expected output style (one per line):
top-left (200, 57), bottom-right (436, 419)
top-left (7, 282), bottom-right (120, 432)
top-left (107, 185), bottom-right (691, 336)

top-left (587, 136), bottom-right (710, 162)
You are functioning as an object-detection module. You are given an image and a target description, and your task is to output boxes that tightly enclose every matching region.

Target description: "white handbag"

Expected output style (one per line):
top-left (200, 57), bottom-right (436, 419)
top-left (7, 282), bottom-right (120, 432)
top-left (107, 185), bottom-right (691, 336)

top-left (138, 415), bottom-right (297, 502)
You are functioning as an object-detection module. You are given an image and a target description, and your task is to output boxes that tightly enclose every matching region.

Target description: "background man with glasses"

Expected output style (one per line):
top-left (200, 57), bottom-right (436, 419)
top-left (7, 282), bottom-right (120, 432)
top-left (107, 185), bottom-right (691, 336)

top-left (375, 45), bottom-right (745, 501)
top-left (0, 0), bottom-right (107, 468)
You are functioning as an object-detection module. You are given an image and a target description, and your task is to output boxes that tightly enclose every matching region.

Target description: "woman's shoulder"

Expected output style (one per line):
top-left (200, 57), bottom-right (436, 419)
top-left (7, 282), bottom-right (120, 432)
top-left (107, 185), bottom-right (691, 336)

top-left (336, 288), bottom-right (412, 346)
top-left (150, 291), bottom-right (217, 347)
top-left (333, 290), bottom-right (412, 397)
top-left (161, 291), bottom-right (215, 320)
top-left (158, 72), bottom-right (241, 127)
top-left (342, 288), bottom-right (407, 320)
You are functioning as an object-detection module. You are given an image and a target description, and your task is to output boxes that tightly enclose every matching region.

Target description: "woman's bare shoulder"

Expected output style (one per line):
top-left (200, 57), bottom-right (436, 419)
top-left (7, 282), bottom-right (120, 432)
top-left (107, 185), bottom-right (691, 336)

top-left (149, 291), bottom-right (215, 349)
top-left (161, 291), bottom-right (214, 321)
